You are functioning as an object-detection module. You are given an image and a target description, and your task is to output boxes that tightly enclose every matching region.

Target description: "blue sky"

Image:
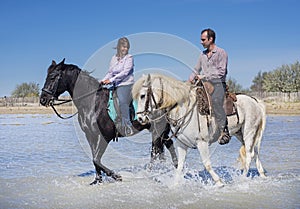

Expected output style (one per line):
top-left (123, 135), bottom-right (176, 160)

top-left (1, 0), bottom-right (299, 97)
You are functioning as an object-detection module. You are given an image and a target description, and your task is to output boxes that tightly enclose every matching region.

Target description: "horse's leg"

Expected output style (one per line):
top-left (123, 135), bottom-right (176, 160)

top-left (242, 128), bottom-right (258, 177)
top-left (163, 139), bottom-right (178, 168)
top-left (254, 146), bottom-right (266, 177)
top-left (234, 130), bottom-right (247, 171)
top-left (174, 143), bottom-right (187, 185)
top-left (243, 133), bottom-right (266, 178)
top-left (150, 138), bottom-right (165, 163)
top-left (149, 122), bottom-right (169, 164)
top-left (90, 134), bottom-right (121, 185)
top-left (197, 140), bottom-right (224, 187)
top-left (238, 145), bottom-right (246, 171)
top-left (161, 123), bottom-right (178, 168)
top-left (253, 130), bottom-right (266, 177)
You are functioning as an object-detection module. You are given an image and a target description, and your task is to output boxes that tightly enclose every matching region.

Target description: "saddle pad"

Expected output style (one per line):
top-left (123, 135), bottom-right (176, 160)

top-left (196, 86), bottom-right (237, 116)
top-left (107, 91), bottom-right (137, 121)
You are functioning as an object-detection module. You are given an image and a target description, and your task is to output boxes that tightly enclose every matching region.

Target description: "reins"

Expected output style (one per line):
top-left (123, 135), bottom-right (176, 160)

top-left (166, 97), bottom-right (197, 139)
top-left (50, 103), bottom-right (77, 119)
top-left (46, 85), bottom-right (100, 120)
top-left (138, 76), bottom-right (196, 140)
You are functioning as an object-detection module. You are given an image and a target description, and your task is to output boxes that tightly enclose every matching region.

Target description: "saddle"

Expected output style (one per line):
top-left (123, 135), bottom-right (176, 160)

top-left (107, 89), bottom-right (136, 122)
top-left (195, 81), bottom-right (237, 116)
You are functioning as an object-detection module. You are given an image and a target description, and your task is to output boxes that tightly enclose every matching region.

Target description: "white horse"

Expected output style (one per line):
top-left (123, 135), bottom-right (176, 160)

top-left (132, 74), bottom-right (266, 187)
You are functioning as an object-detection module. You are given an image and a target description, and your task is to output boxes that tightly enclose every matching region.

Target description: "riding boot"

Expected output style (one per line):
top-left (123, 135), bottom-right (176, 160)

top-left (115, 119), bottom-right (135, 137)
top-left (218, 126), bottom-right (231, 145)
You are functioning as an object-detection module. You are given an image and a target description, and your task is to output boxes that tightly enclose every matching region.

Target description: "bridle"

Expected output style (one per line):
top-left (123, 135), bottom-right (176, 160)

top-left (42, 67), bottom-right (101, 119)
top-left (136, 76), bottom-right (198, 140)
top-left (41, 69), bottom-right (77, 119)
top-left (136, 77), bottom-right (164, 121)
top-left (41, 70), bottom-right (63, 101)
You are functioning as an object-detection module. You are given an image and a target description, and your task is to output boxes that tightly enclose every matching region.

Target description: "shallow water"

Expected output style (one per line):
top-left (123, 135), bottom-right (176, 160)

top-left (0, 114), bottom-right (299, 209)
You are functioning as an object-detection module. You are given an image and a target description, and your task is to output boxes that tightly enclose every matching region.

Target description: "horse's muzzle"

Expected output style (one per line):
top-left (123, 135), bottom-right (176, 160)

top-left (137, 114), bottom-right (149, 125)
top-left (40, 95), bottom-right (54, 107)
top-left (39, 96), bottom-right (46, 106)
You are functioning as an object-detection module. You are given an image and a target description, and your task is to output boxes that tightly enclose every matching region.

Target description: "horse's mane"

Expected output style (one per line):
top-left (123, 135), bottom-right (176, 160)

top-left (80, 70), bottom-right (99, 86)
top-left (66, 64), bottom-right (102, 99)
top-left (66, 64), bottom-right (99, 87)
top-left (132, 74), bottom-right (191, 109)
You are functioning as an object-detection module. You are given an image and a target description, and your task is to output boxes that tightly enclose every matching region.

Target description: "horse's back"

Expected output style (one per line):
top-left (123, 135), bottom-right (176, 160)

top-left (235, 94), bottom-right (266, 133)
top-left (236, 94), bottom-right (265, 114)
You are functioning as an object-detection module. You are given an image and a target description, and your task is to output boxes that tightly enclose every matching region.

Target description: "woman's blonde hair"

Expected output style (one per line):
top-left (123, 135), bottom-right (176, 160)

top-left (116, 37), bottom-right (130, 58)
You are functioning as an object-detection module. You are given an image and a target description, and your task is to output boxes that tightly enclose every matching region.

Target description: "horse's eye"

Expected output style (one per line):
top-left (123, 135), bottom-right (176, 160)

top-left (49, 73), bottom-right (59, 80)
top-left (50, 75), bottom-right (57, 81)
top-left (140, 95), bottom-right (145, 100)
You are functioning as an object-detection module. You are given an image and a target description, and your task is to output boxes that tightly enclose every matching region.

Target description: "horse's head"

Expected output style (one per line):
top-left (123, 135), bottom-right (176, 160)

top-left (132, 74), bottom-right (154, 124)
top-left (40, 59), bottom-right (68, 106)
top-left (132, 74), bottom-right (191, 124)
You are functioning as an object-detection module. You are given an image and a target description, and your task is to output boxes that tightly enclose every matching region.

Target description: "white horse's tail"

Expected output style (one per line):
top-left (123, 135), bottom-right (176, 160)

top-left (256, 99), bottom-right (266, 153)
top-left (253, 99), bottom-right (267, 176)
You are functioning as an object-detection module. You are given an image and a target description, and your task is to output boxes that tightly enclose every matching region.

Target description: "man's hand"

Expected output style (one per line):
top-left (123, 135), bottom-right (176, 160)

top-left (196, 74), bottom-right (205, 80)
top-left (190, 74), bottom-right (205, 84)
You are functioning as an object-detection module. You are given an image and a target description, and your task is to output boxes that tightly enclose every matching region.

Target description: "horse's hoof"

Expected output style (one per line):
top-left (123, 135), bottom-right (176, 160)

top-left (215, 180), bottom-right (225, 188)
top-left (90, 177), bottom-right (102, 185)
top-left (112, 173), bottom-right (122, 181)
top-left (145, 162), bottom-right (154, 170)
top-left (260, 173), bottom-right (267, 178)
top-left (173, 161), bottom-right (178, 169)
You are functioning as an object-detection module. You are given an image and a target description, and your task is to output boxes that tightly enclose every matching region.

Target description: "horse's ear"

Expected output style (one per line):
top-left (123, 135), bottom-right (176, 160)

top-left (146, 74), bottom-right (151, 85)
top-left (57, 58), bottom-right (65, 66)
top-left (52, 60), bottom-right (57, 66)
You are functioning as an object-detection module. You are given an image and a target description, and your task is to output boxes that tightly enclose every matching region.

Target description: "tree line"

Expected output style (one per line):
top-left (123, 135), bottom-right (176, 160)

top-left (228, 61), bottom-right (300, 93)
top-left (8, 61), bottom-right (300, 97)
top-left (11, 82), bottom-right (40, 98)
top-left (250, 61), bottom-right (300, 93)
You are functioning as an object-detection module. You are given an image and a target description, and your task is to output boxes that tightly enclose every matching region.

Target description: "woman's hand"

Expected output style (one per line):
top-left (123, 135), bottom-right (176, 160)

top-left (100, 79), bottom-right (111, 85)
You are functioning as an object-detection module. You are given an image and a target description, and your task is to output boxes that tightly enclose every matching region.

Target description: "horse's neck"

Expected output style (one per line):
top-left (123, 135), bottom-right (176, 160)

top-left (70, 71), bottom-right (108, 112)
top-left (168, 93), bottom-right (196, 119)
top-left (64, 66), bottom-right (81, 98)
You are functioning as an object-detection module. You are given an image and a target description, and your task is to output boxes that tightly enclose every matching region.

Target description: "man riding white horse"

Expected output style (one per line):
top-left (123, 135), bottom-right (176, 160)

top-left (189, 28), bottom-right (230, 145)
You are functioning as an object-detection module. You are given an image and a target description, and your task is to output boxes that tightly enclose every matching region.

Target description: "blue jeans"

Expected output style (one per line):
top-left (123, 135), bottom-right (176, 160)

top-left (115, 84), bottom-right (133, 126)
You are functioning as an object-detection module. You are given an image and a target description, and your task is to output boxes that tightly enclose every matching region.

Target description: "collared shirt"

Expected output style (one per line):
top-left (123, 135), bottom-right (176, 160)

top-left (190, 46), bottom-right (228, 83)
top-left (103, 54), bottom-right (134, 86)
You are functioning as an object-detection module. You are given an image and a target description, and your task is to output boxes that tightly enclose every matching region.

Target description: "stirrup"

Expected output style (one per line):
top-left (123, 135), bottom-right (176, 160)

top-left (115, 122), bottom-right (135, 137)
top-left (124, 125), bottom-right (134, 136)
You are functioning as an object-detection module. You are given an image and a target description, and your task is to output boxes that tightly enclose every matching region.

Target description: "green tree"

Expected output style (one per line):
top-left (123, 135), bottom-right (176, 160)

top-left (291, 61), bottom-right (300, 91)
top-left (11, 82), bottom-right (40, 97)
top-left (250, 71), bottom-right (267, 93)
top-left (263, 61), bottom-right (300, 93)
top-left (227, 77), bottom-right (245, 93)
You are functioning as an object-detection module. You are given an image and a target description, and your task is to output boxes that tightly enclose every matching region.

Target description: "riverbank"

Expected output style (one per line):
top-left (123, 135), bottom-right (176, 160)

top-left (0, 105), bottom-right (75, 115)
top-left (265, 102), bottom-right (300, 115)
top-left (0, 102), bottom-right (299, 115)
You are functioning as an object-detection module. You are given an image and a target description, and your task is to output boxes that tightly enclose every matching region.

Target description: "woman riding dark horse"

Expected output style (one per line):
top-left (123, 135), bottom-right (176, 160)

top-left (40, 59), bottom-right (177, 184)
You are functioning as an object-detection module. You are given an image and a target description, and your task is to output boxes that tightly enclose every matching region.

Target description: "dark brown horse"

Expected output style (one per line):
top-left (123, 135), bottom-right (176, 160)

top-left (40, 59), bottom-right (177, 184)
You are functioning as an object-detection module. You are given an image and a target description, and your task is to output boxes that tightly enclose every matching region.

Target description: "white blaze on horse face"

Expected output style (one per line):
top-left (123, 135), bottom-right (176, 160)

top-left (136, 88), bottom-right (149, 124)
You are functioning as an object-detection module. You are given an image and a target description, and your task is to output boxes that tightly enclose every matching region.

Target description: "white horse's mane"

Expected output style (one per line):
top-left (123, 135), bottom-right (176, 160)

top-left (132, 74), bottom-right (192, 109)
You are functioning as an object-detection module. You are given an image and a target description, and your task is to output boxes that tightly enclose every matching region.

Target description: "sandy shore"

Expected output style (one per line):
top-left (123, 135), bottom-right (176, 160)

top-left (0, 102), bottom-right (299, 115)
top-left (0, 105), bottom-right (75, 115)
top-left (264, 102), bottom-right (300, 115)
